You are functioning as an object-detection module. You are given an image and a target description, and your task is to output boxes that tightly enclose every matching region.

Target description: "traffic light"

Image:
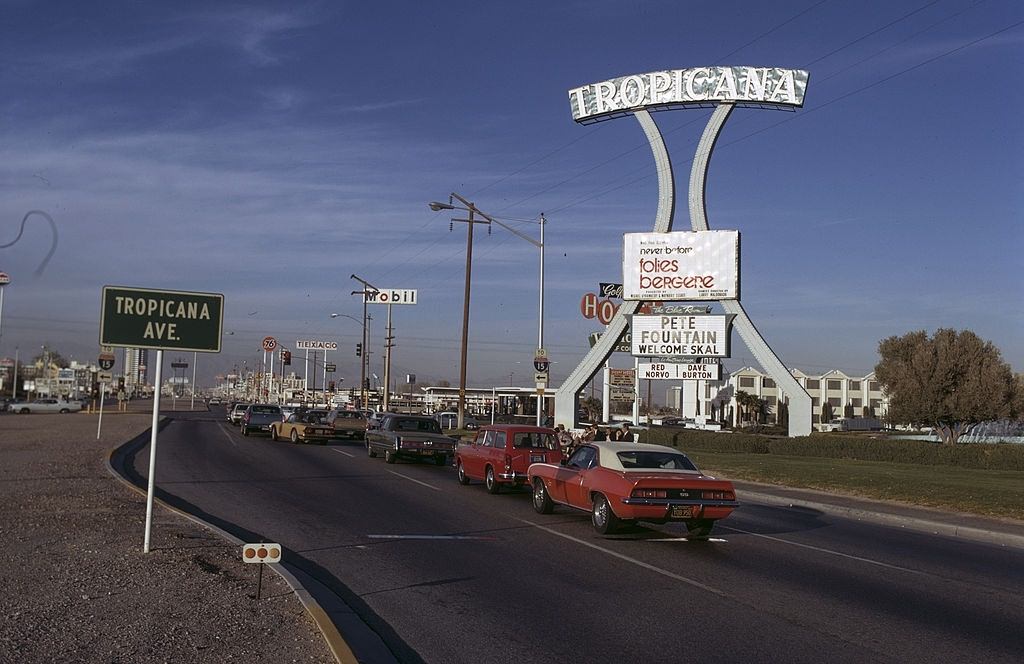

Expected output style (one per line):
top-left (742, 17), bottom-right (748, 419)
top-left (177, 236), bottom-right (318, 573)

top-left (328, 380), bottom-right (335, 391)
top-left (281, 350), bottom-right (291, 365)
top-left (355, 343), bottom-right (362, 357)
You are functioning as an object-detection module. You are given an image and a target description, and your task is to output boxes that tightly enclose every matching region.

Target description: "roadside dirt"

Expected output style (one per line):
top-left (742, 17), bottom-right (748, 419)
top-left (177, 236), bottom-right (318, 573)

top-left (0, 411), bottom-right (335, 663)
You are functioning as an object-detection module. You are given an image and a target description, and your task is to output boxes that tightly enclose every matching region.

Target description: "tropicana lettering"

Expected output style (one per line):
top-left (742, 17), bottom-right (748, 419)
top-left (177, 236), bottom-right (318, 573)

top-left (114, 296), bottom-right (211, 320)
top-left (569, 67), bottom-right (809, 122)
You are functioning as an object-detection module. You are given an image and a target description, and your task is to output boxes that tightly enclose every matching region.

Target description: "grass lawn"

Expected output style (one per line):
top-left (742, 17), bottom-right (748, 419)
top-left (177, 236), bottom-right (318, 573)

top-left (687, 451), bottom-right (1024, 521)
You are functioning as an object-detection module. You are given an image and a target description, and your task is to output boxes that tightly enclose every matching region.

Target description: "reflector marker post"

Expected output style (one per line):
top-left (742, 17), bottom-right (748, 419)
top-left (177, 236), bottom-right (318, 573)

top-left (242, 543), bottom-right (282, 600)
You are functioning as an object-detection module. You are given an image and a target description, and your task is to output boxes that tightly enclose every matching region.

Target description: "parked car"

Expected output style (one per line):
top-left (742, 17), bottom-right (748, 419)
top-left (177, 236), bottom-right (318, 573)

top-left (435, 411), bottom-right (480, 430)
top-left (240, 404), bottom-right (283, 436)
top-left (528, 441), bottom-right (738, 537)
top-left (821, 417), bottom-right (884, 432)
top-left (365, 411), bottom-right (395, 431)
top-left (9, 398), bottom-right (83, 414)
top-left (657, 416), bottom-right (694, 427)
top-left (456, 424), bottom-right (562, 494)
top-left (325, 408), bottom-right (368, 439)
top-left (228, 403), bottom-right (250, 425)
top-left (208, 396), bottom-right (222, 406)
top-left (271, 411), bottom-right (334, 444)
top-left (365, 414), bottom-right (456, 465)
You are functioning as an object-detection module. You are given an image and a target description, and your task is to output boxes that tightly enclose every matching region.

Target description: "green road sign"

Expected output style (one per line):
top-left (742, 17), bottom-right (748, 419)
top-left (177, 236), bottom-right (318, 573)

top-left (100, 286), bottom-right (224, 352)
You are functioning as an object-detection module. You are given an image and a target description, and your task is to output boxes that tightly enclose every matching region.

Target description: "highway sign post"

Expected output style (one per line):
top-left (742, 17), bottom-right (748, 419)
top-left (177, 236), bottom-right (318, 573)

top-left (100, 285), bottom-right (224, 553)
top-left (96, 350), bottom-right (117, 440)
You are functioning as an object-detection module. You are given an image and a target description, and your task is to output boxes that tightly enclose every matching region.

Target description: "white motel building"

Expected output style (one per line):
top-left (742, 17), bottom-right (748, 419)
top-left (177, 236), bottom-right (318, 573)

top-left (667, 366), bottom-right (889, 430)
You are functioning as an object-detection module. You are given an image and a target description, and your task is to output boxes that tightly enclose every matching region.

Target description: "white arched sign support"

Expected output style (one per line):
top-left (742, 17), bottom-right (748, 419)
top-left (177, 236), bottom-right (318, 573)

top-left (555, 67), bottom-right (812, 437)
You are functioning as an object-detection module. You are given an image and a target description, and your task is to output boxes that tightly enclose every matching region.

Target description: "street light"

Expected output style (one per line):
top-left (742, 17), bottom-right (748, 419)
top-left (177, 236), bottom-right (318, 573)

top-left (429, 193), bottom-right (547, 427)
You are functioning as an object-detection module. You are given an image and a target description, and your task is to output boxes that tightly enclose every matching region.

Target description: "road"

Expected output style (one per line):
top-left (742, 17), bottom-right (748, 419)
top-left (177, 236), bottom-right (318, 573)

top-left (128, 410), bottom-right (1024, 663)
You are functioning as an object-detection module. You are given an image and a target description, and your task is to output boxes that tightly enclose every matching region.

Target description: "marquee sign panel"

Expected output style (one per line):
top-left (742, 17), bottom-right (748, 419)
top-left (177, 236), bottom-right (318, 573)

top-left (569, 67), bottom-right (809, 124)
top-left (623, 230), bottom-right (739, 301)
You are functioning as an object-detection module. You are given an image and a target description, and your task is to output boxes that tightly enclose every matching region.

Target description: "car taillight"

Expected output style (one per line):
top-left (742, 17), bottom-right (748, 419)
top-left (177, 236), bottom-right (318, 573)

top-left (394, 436), bottom-right (401, 449)
top-left (703, 490), bottom-right (735, 500)
top-left (504, 454), bottom-right (512, 471)
top-left (631, 489), bottom-right (667, 498)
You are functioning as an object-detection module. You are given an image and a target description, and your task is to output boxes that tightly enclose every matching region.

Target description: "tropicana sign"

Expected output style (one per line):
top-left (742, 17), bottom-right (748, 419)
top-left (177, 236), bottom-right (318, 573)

top-left (568, 66), bottom-right (808, 124)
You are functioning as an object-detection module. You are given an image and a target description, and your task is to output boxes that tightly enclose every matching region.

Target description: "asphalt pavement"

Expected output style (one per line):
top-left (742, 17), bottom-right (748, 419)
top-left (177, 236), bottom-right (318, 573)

top-left (124, 410), bottom-right (1024, 664)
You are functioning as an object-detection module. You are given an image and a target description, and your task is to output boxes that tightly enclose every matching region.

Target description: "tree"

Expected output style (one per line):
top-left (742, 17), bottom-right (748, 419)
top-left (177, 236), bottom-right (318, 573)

top-left (821, 401), bottom-right (834, 424)
top-left (33, 346), bottom-right (70, 368)
top-left (735, 390), bottom-right (758, 424)
top-left (875, 329), bottom-right (1017, 445)
top-left (579, 396), bottom-right (602, 422)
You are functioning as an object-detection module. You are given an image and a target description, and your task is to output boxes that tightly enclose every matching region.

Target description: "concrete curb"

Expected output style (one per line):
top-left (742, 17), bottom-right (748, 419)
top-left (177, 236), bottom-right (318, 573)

top-left (105, 424), bottom-right (357, 664)
top-left (736, 485), bottom-right (1024, 551)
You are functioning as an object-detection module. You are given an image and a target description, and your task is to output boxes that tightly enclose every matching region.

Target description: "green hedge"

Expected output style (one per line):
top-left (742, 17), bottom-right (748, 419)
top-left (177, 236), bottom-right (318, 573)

top-left (639, 428), bottom-right (1024, 471)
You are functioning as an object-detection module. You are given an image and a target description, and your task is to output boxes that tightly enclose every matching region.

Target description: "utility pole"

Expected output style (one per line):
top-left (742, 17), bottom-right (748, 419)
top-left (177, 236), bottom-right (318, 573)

top-left (383, 303), bottom-right (394, 412)
top-left (428, 194), bottom-right (496, 430)
top-left (351, 274), bottom-right (380, 410)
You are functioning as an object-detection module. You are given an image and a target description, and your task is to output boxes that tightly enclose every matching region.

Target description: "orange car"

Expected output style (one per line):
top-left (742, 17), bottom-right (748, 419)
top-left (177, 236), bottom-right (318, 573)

top-left (527, 441), bottom-right (738, 537)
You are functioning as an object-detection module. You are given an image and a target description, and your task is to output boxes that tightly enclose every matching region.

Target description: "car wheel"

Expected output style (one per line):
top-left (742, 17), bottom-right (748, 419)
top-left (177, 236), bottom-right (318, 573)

top-left (591, 494), bottom-right (621, 535)
top-left (20, 408), bottom-right (30, 414)
top-left (271, 428), bottom-right (278, 442)
top-left (456, 461), bottom-right (470, 485)
top-left (686, 519), bottom-right (714, 539)
top-left (59, 408), bottom-right (69, 414)
top-left (384, 449), bottom-right (397, 464)
top-left (485, 466), bottom-right (500, 495)
top-left (241, 426), bottom-right (249, 437)
top-left (532, 479), bottom-right (554, 514)
top-left (367, 443), bottom-right (377, 458)
top-left (290, 430), bottom-right (299, 444)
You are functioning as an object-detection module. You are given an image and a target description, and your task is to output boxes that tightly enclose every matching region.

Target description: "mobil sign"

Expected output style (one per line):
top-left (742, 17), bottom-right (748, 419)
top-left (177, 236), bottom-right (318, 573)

top-left (364, 289), bottom-right (417, 305)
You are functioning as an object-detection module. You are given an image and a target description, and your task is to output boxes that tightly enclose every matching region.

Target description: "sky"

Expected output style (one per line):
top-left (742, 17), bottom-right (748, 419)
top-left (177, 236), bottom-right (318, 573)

top-left (1, 0), bottom-right (1021, 392)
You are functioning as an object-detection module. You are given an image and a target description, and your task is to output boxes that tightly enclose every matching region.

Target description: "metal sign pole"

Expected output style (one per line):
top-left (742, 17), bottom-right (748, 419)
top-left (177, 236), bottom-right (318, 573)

top-left (143, 349), bottom-right (163, 553)
top-left (96, 381), bottom-right (105, 440)
top-left (383, 303), bottom-right (393, 411)
top-left (190, 351), bottom-right (197, 410)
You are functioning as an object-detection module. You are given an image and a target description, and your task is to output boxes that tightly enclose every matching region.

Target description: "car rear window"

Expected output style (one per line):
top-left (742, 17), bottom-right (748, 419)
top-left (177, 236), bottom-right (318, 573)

top-left (251, 406), bottom-right (281, 414)
top-left (338, 411), bottom-right (362, 419)
top-left (513, 432), bottom-right (557, 450)
top-left (617, 451), bottom-right (697, 471)
top-left (394, 418), bottom-right (442, 433)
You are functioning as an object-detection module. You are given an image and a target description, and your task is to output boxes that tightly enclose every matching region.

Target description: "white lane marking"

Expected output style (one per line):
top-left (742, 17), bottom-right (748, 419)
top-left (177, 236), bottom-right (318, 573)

top-left (718, 525), bottom-right (926, 575)
top-left (386, 470), bottom-right (442, 492)
top-left (217, 422), bottom-right (238, 447)
top-left (646, 537), bottom-right (728, 543)
top-left (366, 534), bottom-right (498, 541)
top-left (513, 517), bottom-right (728, 597)
top-left (333, 449), bottom-right (355, 458)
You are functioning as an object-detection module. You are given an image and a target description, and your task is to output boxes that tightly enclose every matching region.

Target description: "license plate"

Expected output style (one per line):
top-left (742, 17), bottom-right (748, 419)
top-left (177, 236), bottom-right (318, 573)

top-left (530, 455), bottom-right (544, 463)
top-left (670, 505), bottom-right (694, 519)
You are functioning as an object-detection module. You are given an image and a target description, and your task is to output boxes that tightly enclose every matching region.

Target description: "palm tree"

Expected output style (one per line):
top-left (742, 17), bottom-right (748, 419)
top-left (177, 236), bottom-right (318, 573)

top-left (735, 390), bottom-right (754, 425)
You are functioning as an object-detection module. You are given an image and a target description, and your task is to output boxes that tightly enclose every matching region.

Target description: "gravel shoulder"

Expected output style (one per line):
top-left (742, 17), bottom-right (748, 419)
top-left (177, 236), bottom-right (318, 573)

top-left (0, 411), bottom-right (335, 663)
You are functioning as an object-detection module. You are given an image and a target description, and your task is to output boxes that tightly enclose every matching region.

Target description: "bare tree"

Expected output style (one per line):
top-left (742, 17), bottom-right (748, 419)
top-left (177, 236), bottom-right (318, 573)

top-left (875, 329), bottom-right (1017, 444)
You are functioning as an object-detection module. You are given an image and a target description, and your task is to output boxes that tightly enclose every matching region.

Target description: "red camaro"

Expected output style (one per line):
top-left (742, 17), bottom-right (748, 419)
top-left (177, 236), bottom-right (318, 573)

top-left (527, 441), bottom-right (738, 537)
